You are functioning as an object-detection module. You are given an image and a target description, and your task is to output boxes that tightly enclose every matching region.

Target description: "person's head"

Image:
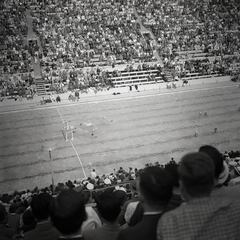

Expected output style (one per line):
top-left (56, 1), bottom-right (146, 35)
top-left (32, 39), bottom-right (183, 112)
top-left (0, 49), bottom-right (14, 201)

top-left (138, 167), bottom-right (173, 209)
top-left (0, 203), bottom-right (8, 225)
top-left (9, 204), bottom-right (17, 214)
top-left (165, 162), bottom-right (179, 187)
top-left (199, 145), bottom-right (229, 184)
top-left (95, 192), bottom-right (121, 224)
top-left (50, 189), bottom-right (86, 236)
top-left (31, 192), bottom-right (53, 221)
top-left (179, 152), bottom-right (215, 200)
top-left (22, 209), bottom-right (37, 226)
top-left (113, 190), bottom-right (128, 207)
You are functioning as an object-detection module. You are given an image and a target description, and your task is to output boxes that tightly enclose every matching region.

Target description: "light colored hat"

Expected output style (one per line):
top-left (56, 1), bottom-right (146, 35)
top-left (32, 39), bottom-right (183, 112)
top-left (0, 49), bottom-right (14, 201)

top-left (104, 179), bottom-right (111, 185)
top-left (86, 183), bottom-right (94, 190)
top-left (218, 161), bottom-right (229, 184)
top-left (115, 186), bottom-right (126, 193)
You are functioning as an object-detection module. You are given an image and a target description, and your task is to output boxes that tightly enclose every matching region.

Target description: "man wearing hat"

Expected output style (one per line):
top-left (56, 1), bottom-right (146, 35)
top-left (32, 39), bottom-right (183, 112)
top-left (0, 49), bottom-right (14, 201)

top-left (117, 167), bottom-right (173, 240)
top-left (199, 145), bottom-right (240, 200)
top-left (129, 162), bottom-right (183, 227)
top-left (157, 152), bottom-right (240, 240)
top-left (24, 193), bottom-right (59, 240)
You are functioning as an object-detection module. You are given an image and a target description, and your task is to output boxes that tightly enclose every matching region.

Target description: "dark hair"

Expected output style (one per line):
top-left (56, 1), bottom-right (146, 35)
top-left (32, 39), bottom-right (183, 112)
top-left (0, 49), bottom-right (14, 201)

top-left (31, 193), bottom-right (53, 221)
top-left (0, 203), bottom-right (7, 223)
top-left (199, 145), bottom-right (223, 179)
top-left (22, 209), bottom-right (36, 225)
top-left (165, 162), bottom-right (179, 187)
top-left (139, 167), bottom-right (173, 207)
top-left (50, 189), bottom-right (86, 235)
top-left (113, 190), bottom-right (128, 207)
top-left (9, 204), bottom-right (17, 214)
top-left (21, 209), bottom-right (37, 233)
top-left (96, 192), bottom-right (121, 222)
top-left (179, 152), bottom-right (215, 197)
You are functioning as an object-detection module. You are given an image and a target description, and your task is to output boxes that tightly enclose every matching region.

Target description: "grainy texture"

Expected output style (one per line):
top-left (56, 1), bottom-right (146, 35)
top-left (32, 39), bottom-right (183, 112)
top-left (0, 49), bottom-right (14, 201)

top-left (0, 83), bottom-right (240, 192)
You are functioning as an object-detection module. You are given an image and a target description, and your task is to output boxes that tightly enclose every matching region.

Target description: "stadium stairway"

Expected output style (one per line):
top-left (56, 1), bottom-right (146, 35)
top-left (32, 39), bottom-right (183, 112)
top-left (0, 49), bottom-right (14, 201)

top-left (35, 77), bottom-right (46, 95)
top-left (162, 68), bottom-right (174, 82)
top-left (25, 10), bottom-right (46, 95)
top-left (133, 7), bottom-right (163, 66)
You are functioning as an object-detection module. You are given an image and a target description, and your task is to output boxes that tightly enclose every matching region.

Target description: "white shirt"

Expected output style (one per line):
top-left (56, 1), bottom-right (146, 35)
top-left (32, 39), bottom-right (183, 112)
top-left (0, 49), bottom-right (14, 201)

top-left (91, 171), bottom-right (97, 178)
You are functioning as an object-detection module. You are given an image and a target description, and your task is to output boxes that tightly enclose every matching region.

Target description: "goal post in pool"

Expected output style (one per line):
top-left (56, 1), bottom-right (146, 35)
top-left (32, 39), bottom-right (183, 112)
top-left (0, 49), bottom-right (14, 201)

top-left (61, 120), bottom-right (74, 141)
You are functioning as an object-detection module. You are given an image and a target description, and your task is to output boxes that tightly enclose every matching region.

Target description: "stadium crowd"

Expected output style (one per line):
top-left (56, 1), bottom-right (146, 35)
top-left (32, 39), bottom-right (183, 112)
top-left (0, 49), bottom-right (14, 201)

top-left (0, 0), bottom-right (38, 99)
top-left (166, 57), bottom-right (227, 79)
top-left (29, 0), bottom-right (155, 89)
top-left (134, 0), bottom-right (240, 81)
top-left (1, 0), bottom-right (240, 239)
top-left (1, 0), bottom-right (240, 99)
top-left (135, 0), bottom-right (240, 57)
top-left (1, 146), bottom-right (240, 239)
top-left (43, 61), bottom-right (162, 93)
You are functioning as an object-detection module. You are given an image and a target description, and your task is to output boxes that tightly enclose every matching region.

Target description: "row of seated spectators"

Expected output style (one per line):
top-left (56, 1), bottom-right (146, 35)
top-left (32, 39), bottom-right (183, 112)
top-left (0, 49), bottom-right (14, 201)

top-left (0, 0), bottom-right (37, 99)
top-left (223, 55), bottom-right (240, 81)
top-left (164, 56), bottom-right (240, 80)
top-left (43, 66), bottom-right (114, 93)
top-left (42, 61), bottom-right (161, 93)
top-left (135, 0), bottom-right (240, 60)
top-left (0, 73), bottom-right (37, 99)
top-left (1, 146), bottom-right (240, 239)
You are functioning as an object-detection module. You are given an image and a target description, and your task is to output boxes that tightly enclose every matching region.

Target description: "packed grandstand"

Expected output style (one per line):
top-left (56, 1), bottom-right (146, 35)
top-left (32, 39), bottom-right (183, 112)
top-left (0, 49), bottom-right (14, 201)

top-left (1, 0), bottom-right (240, 239)
top-left (1, 0), bottom-right (240, 100)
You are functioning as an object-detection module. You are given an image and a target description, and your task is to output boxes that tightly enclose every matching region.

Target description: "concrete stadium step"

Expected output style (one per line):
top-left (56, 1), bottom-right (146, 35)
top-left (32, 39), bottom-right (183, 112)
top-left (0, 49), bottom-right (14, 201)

top-left (36, 86), bottom-right (45, 90)
top-left (35, 77), bottom-right (46, 95)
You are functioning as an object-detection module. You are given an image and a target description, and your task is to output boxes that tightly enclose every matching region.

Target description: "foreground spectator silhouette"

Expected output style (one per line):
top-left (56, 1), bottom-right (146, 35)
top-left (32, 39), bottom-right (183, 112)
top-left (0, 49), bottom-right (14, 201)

top-left (199, 145), bottom-right (240, 200)
top-left (83, 192), bottom-right (124, 240)
top-left (20, 209), bottom-right (37, 234)
top-left (50, 189), bottom-right (87, 240)
top-left (7, 204), bottom-right (21, 231)
top-left (129, 162), bottom-right (183, 226)
top-left (23, 193), bottom-right (59, 240)
top-left (0, 203), bottom-right (18, 239)
top-left (117, 167), bottom-right (173, 240)
top-left (157, 152), bottom-right (240, 240)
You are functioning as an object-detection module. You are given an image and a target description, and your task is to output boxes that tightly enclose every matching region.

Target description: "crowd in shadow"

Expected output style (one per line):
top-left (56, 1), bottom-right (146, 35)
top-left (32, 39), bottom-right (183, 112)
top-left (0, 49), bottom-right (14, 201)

top-left (1, 146), bottom-right (240, 239)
